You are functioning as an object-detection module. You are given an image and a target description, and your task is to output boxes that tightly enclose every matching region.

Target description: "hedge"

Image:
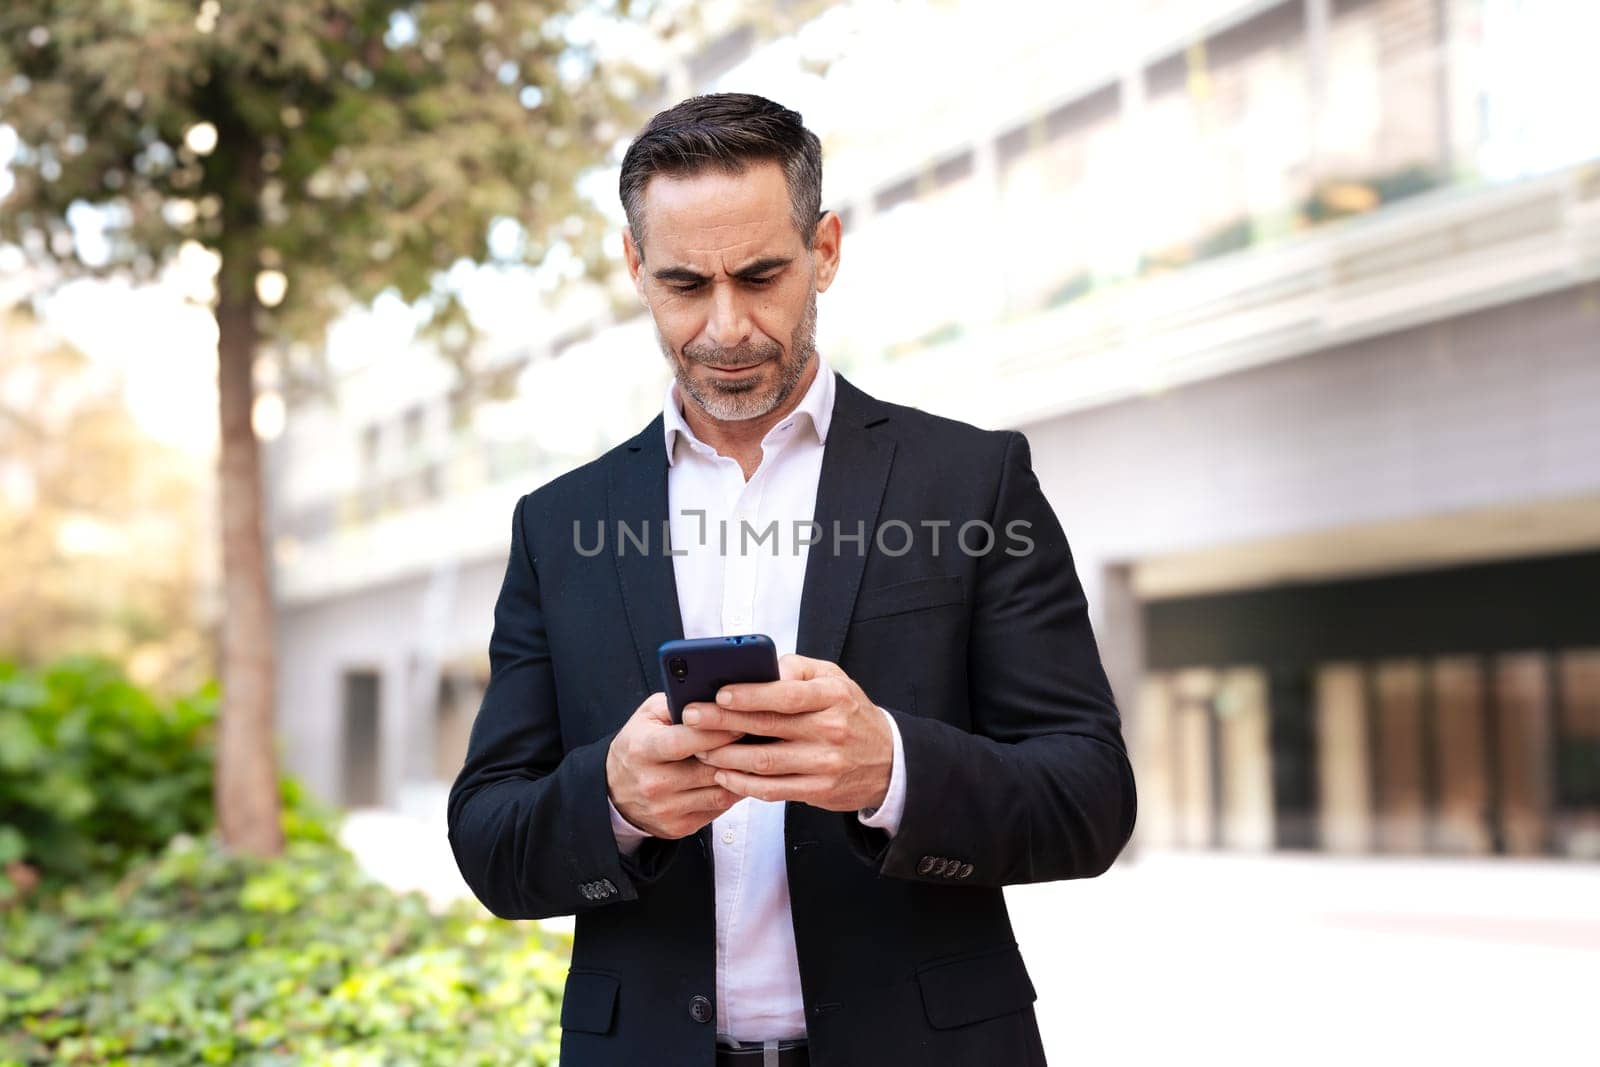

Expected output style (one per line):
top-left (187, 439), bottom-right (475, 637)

top-left (0, 658), bottom-right (571, 1065)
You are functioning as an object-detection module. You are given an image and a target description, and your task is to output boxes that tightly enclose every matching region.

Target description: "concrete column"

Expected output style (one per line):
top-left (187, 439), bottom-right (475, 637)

top-left (970, 134), bottom-right (1007, 328)
top-left (1116, 58), bottom-right (1149, 277)
top-left (1306, 0), bottom-right (1331, 182)
top-left (1099, 562), bottom-right (1147, 856)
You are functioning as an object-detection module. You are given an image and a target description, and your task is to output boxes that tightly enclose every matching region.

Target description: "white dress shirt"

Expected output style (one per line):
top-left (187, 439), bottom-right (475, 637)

top-left (606, 353), bottom-right (907, 1042)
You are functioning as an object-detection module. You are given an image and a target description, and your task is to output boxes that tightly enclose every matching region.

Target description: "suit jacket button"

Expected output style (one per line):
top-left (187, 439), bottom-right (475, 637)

top-left (957, 862), bottom-right (974, 878)
top-left (917, 855), bottom-right (936, 875)
top-left (932, 857), bottom-right (950, 876)
top-left (689, 994), bottom-right (715, 1024)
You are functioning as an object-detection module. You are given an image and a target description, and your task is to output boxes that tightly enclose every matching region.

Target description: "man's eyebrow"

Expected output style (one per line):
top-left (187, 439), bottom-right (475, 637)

top-left (651, 266), bottom-right (710, 284)
top-left (650, 256), bottom-right (793, 284)
top-left (730, 256), bottom-right (792, 278)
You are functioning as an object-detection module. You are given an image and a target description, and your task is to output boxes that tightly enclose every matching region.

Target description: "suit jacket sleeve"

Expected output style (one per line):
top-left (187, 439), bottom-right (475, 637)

top-left (446, 491), bottom-right (680, 920)
top-left (844, 430), bottom-right (1137, 885)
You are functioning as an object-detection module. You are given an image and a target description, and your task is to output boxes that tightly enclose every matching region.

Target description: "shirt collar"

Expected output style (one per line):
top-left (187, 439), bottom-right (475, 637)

top-left (662, 354), bottom-right (835, 467)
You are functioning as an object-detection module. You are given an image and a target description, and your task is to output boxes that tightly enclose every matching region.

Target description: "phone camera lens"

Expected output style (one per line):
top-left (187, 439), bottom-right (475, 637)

top-left (668, 657), bottom-right (688, 681)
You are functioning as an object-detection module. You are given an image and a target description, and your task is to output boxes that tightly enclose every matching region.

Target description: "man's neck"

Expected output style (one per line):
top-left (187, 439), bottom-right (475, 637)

top-left (679, 359), bottom-right (819, 480)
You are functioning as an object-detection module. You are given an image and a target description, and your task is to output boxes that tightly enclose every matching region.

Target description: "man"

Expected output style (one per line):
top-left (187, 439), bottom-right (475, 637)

top-left (447, 93), bottom-right (1136, 1067)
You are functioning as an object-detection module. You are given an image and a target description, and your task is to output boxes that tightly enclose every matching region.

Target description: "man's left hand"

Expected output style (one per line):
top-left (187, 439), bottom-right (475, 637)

top-left (683, 653), bottom-right (893, 812)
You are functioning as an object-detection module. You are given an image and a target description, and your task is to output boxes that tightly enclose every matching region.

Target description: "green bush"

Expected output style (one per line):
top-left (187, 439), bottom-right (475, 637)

top-left (0, 656), bottom-right (339, 901)
top-left (0, 657), bottom-right (569, 1063)
top-left (0, 832), bottom-right (570, 1066)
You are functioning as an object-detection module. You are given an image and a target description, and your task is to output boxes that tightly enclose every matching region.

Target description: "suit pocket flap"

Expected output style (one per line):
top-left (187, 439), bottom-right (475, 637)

top-left (560, 970), bottom-right (620, 1034)
top-left (916, 944), bottom-right (1036, 1030)
top-left (853, 574), bottom-right (964, 621)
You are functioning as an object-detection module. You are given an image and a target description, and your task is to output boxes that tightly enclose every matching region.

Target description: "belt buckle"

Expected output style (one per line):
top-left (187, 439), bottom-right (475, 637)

top-left (718, 1038), bottom-right (805, 1066)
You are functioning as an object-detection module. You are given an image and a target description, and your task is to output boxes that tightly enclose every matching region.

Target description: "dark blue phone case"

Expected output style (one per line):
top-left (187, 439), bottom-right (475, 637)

top-left (658, 634), bottom-right (780, 744)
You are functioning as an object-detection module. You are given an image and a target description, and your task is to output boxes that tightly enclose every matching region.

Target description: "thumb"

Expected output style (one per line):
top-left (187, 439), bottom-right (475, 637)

top-left (778, 653), bottom-right (837, 681)
top-left (640, 691), bottom-right (672, 723)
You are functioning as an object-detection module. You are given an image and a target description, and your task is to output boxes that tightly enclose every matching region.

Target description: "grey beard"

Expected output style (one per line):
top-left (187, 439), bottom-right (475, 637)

top-left (659, 290), bottom-right (818, 423)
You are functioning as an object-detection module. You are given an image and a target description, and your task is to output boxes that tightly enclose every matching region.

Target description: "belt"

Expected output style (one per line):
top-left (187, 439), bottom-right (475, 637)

top-left (715, 1038), bottom-right (809, 1066)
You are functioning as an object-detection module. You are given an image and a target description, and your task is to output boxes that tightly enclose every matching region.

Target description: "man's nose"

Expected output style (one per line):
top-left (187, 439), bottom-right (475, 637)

top-left (705, 284), bottom-right (752, 349)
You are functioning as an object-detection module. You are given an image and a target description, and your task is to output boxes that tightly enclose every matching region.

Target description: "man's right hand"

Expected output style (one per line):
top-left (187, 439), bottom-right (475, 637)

top-left (605, 692), bottom-right (745, 839)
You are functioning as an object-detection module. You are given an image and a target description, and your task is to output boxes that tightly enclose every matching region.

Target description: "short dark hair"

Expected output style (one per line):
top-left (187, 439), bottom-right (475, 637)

top-left (618, 92), bottom-right (823, 254)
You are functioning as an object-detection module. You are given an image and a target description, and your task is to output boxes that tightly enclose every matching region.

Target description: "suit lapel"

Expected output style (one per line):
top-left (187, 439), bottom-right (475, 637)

top-left (609, 413), bottom-right (685, 693)
top-left (795, 372), bottom-right (895, 666)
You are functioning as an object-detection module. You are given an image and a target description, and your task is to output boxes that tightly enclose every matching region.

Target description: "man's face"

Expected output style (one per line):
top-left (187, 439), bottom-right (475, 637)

top-left (623, 160), bottom-right (840, 422)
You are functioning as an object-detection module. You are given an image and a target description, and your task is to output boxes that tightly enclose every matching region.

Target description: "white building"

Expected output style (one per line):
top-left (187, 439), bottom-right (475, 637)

top-left (271, 0), bottom-right (1600, 858)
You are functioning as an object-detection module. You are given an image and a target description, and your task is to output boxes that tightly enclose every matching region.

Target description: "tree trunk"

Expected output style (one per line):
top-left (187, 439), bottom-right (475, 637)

top-left (213, 260), bottom-right (285, 858)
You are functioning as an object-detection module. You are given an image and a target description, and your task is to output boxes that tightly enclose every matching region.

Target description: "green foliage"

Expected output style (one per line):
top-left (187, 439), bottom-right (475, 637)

top-left (278, 772), bottom-right (343, 849)
top-left (0, 656), bottom-right (339, 902)
top-left (0, 0), bottom-right (641, 383)
top-left (0, 658), bottom-right (566, 1063)
top-left (0, 832), bottom-right (571, 1066)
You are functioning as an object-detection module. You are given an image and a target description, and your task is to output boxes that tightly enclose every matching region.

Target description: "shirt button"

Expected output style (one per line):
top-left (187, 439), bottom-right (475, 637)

top-left (721, 829), bottom-right (735, 845)
top-left (688, 994), bottom-right (714, 1024)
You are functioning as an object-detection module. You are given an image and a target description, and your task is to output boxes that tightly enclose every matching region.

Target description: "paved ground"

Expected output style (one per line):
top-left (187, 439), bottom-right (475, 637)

top-left (341, 802), bottom-right (1600, 1066)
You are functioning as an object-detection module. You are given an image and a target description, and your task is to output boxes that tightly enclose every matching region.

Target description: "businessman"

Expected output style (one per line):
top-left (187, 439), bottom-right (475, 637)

top-left (447, 93), bottom-right (1137, 1066)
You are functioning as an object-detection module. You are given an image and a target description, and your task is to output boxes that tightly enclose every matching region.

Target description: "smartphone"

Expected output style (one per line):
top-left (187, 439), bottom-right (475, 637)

top-left (658, 634), bottom-right (780, 745)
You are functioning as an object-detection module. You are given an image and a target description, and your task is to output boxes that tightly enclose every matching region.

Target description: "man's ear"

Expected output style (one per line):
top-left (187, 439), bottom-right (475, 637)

top-left (622, 227), bottom-right (647, 303)
top-left (810, 211), bottom-right (842, 294)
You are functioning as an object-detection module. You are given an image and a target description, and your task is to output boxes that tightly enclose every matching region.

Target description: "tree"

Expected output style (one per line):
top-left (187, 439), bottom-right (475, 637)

top-left (0, 1), bottom-right (636, 857)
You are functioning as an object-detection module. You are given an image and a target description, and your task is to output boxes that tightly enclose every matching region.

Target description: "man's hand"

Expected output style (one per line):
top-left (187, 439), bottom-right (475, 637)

top-left (605, 692), bottom-right (746, 839)
top-left (686, 654), bottom-right (893, 812)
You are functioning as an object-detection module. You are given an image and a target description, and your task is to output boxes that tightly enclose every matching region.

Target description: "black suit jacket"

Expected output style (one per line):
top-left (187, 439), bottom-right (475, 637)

top-left (447, 372), bottom-right (1137, 1066)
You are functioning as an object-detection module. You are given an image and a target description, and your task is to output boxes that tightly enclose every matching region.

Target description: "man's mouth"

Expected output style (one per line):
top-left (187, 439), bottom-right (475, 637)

top-left (705, 359), bottom-right (766, 376)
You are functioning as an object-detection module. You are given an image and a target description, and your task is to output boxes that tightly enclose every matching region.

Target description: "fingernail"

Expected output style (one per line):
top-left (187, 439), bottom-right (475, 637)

top-left (716, 690), bottom-right (732, 705)
top-left (683, 708), bottom-right (700, 725)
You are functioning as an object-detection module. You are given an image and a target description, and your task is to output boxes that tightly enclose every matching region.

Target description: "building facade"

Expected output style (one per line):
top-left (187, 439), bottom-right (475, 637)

top-left (270, 0), bottom-right (1600, 857)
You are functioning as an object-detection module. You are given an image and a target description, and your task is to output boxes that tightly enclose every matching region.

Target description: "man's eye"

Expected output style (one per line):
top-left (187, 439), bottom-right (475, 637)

top-left (744, 275), bottom-right (777, 287)
top-left (669, 283), bottom-right (703, 294)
